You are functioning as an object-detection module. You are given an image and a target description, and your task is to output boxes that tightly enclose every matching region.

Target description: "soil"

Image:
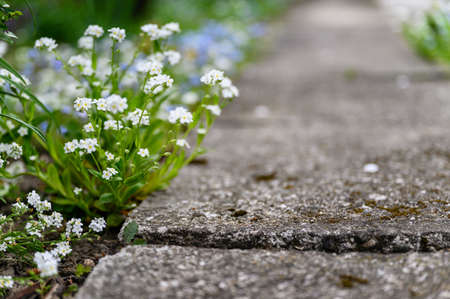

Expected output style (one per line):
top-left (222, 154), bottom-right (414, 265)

top-left (2, 228), bottom-right (123, 299)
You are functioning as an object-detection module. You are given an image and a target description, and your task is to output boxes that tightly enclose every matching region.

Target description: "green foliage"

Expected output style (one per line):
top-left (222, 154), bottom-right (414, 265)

top-left (75, 264), bottom-right (92, 278)
top-left (403, 8), bottom-right (450, 64)
top-left (122, 220), bottom-right (138, 243)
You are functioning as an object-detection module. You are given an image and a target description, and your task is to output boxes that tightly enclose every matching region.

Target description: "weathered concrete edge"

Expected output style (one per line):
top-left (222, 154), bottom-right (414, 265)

top-left (120, 219), bottom-right (450, 253)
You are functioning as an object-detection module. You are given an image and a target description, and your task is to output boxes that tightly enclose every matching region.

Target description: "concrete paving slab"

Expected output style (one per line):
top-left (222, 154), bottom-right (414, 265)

top-left (77, 245), bottom-right (450, 299)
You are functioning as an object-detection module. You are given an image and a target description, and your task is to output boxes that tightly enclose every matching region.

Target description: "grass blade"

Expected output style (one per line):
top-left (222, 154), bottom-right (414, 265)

top-left (0, 113), bottom-right (47, 143)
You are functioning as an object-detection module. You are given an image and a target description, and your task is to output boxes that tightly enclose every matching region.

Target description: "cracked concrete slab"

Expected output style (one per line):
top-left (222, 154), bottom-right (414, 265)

top-left (76, 245), bottom-right (450, 299)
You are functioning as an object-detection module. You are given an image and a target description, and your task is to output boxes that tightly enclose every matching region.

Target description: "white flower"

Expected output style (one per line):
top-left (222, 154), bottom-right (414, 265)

top-left (51, 242), bottom-right (72, 258)
top-left (108, 27), bottom-right (126, 43)
top-left (41, 212), bottom-right (63, 228)
top-left (363, 163), bottom-right (379, 173)
top-left (66, 218), bottom-right (83, 237)
top-left (12, 202), bottom-right (28, 214)
top-left (5, 142), bottom-right (22, 160)
top-left (143, 74), bottom-right (173, 94)
top-left (34, 251), bottom-right (58, 277)
top-left (78, 36), bottom-right (94, 50)
top-left (137, 148), bottom-right (149, 158)
top-left (205, 105), bottom-right (221, 116)
top-left (25, 221), bottom-right (43, 238)
top-left (96, 98), bottom-right (107, 111)
top-left (89, 217), bottom-right (106, 232)
top-left (105, 94), bottom-right (128, 114)
top-left (105, 151), bottom-right (115, 161)
top-left (0, 276), bottom-right (14, 289)
top-left (79, 138), bottom-right (98, 154)
top-left (168, 107), bottom-right (193, 124)
top-left (222, 85), bottom-right (239, 98)
top-left (0, 243), bottom-right (6, 252)
top-left (34, 37), bottom-right (58, 51)
top-left (17, 127), bottom-right (28, 137)
top-left (74, 97), bottom-right (93, 112)
top-left (64, 140), bottom-right (79, 154)
top-left (136, 60), bottom-right (162, 75)
top-left (27, 190), bottom-right (40, 206)
top-left (104, 120), bottom-right (123, 131)
top-left (6, 120), bottom-right (14, 129)
top-left (141, 24), bottom-right (162, 40)
top-left (176, 139), bottom-right (190, 149)
top-left (164, 50), bottom-right (181, 65)
top-left (83, 122), bottom-right (95, 133)
top-left (34, 200), bottom-right (52, 213)
top-left (126, 109), bottom-right (149, 126)
top-left (220, 77), bottom-right (239, 98)
top-left (200, 69), bottom-right (224, 85)
top-left (197, 128), bottom-right (207, 135)
top-left (68, 54), bottom-right (90, 67)
top-left (84, 25), bottom-right (104, 38)
top-left (74, 187), bottom-right (82, 195)
top-left (102, 167), bottom-right (118, 180)
top-left (0, 158), bottom-right (4, 168)
top-left (163, 22), bottom-right (180, 33)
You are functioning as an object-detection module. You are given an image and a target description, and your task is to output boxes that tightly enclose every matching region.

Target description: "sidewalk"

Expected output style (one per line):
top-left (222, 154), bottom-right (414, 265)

top-left (77, 0), bottom-right (450, 297)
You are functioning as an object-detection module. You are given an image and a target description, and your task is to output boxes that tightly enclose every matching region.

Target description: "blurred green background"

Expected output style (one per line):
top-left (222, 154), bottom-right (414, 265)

top-left (10, 0), bottom-right (291, 45)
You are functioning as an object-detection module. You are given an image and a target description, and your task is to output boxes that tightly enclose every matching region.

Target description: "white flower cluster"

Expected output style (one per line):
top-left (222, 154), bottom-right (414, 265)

top-left (0, 275), bottom-right (13, 289)
top-left (66, 218), bottom-right (83, 237)
top-left (84, 25), bottom-right (104, 38)
top-left (141, 22), bottom-right (180, 40)
top-left (68, 55), bottom-right (93, 76)
top-left (27, 190), bottom-right (52, 213)
top-left (136, 59), bottom-right (163, 75)
top-left (89, 217), bottom-right (106, 232)
top-left (64, 138), bottom-right (98, 154)
top-left (200, 69), bottom-right (239, 98)
top-left (104, 120), bottom-right (123, 131)
top-left (74, 95), bottom-right (128, 114)
top-left (78, 36), bottom-right (94, 50)
top-left (33, 251), bottom-right (58, 277)
top-left (0, 142), bottom-right (23, 160)
top-left (168, 107), bottom-right (193, 124)
top-left (143, 74), bottom-right (174, 94)
top-left (25, 220), bottom-right (45, 238)
top-left (102, 167), bottom-right (118, 180)
top-left (0, 68), bottom-right (31, 86)
top-left (108, 27), bottom-right (126, 43)
top-left (126, 109), bottom-right (150, 126)
top-left (11, 202), bottom-right (28, 215)
top-left (51, 241), bottom-right (72, 259)
top-left (34, 37), bottom-right (58, 51)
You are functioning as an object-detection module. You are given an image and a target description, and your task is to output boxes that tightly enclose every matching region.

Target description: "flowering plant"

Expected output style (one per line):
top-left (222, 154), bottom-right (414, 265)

top-left (0, 190), bottom-right (105, 296)
top-left (0, 22), bottom-right (238, 225)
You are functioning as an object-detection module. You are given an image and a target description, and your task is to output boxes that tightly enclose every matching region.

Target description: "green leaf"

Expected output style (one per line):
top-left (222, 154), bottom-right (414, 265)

top-left (0, 74), bottom-right (52, 116)
top-left (87, 169), bottom-right (103, 180)
top-left (0, 113), bottom-right (47, 143)
top-left (123, 183), bottom-right (144, 200)
top-left (122, 220), bottom-right (138, 243)
top-left (106, 213), bottom-right (124, 227)
top-left (52, 198), bottom-right (76, 206)
top-left (0, 57), bottom-right (26, 84)
top-left (46, 164), bottom-right (67, 196)
top-left (75, 264), bottom-right (92, 278)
